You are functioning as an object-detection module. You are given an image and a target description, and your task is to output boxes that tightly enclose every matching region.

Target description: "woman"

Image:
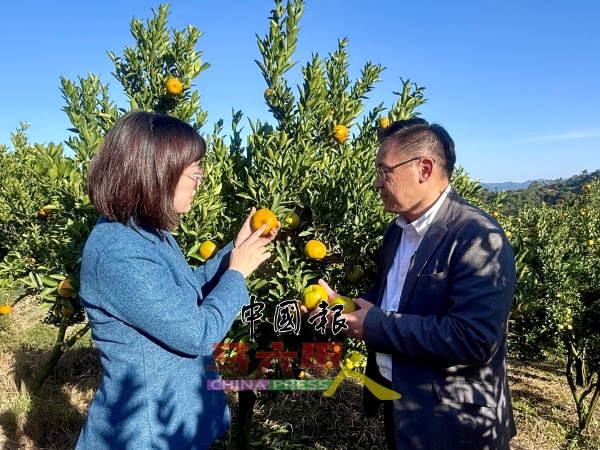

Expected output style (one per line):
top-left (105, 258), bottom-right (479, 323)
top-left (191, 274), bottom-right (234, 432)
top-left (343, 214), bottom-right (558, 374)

top-left (76, 111), bottom-right (277, 449)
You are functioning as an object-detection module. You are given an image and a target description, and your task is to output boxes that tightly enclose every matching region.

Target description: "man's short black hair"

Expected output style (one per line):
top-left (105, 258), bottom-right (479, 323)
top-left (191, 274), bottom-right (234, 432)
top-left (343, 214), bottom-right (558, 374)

top-left (378, 118), bottom-right (456, 179)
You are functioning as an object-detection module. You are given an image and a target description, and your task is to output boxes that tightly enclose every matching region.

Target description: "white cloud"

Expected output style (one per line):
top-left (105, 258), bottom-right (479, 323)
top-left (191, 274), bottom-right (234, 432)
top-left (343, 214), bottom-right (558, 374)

top-left (529, 128), bottom-right (600, 142)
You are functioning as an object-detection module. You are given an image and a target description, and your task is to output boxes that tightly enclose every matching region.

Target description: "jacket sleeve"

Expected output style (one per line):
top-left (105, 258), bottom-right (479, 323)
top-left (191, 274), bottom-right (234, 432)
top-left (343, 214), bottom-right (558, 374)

top-left (363, 222), bottom-right (516, 367)
top-left (95, 243), bottom-right (247, 356)
top-left (361, 287), bottom-right (378, 304)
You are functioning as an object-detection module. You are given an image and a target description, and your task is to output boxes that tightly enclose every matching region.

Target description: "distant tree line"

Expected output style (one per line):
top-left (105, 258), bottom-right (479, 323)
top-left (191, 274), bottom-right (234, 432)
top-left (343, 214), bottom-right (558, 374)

top-left (478, 169), bottom-right (600, 216)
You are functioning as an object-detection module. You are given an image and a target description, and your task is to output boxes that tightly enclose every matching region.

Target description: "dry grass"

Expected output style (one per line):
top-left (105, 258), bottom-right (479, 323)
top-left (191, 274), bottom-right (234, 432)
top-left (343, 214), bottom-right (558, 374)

top-left (211, 380), bottom-right (387, 450)
top-left (1, 297), bottom-right (599, 449)
top-left (508, 359), bottom-right (600, 450)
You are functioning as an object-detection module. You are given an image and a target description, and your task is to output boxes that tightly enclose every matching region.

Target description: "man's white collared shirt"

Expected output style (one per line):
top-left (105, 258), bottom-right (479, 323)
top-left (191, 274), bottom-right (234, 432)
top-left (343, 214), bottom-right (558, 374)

top-left (376, 185), bottom-right (451, 381)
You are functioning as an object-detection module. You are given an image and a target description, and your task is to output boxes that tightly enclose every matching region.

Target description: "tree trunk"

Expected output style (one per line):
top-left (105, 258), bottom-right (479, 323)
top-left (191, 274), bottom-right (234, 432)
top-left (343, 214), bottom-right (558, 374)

top-left (28, 321), bottom-right (90, 394)
top-left (581, 375), bottom-right (600, 433)
top-left (235, 390), bottom-right (256, 450)
top-left (575, 357), bottom-right (584, 387)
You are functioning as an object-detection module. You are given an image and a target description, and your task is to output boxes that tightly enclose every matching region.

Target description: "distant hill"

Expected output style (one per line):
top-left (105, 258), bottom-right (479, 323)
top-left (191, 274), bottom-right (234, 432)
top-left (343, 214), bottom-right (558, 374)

top-left (477, 170), bottom-right (600, 216)
top-left (479, 180), bottom-right (548, 191)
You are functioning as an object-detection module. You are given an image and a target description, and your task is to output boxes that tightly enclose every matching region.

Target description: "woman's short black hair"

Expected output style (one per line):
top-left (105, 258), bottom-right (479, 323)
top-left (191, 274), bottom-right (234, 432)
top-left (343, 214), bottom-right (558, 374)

top-left (87, 111), bottom-right (206, 231)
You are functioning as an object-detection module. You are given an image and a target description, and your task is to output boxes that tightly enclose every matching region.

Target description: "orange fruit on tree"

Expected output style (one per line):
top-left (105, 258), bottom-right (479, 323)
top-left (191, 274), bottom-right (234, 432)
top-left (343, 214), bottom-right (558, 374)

top-left (329, 296), bottom-right (356, 314)
top-left (61, 303), bottom-right (75, 318)
top-left (166, 78), bottom-right (183, 95)
top-left (251, 208), bottom-right (278, 236)
top-left (264, 87), bottom-right (275, 99)
top-left (379, 117), bottom-right (390, 128)
top-left (332, 124), bottom-right (348, 143)
top-left (0, 305), bottom-right (12, 315)
top-left (301, 284), bottom-right (329, 310)
top-left (492, 211), bottom-right (499, 218)
top-left (304, 240), bottom-right (326, 259)
top-left (284, 212), bottom-right (300, 230)
top-left (505, 231), bottom-right (512, 239)
top-left (345, 265), bottom-right (365, 283)
top-left (39, 207), bottom-right (52, 216)
top-left (200, 240), bottom-right (218, 259)
top-left (57, 279), bottom-right (76, 298)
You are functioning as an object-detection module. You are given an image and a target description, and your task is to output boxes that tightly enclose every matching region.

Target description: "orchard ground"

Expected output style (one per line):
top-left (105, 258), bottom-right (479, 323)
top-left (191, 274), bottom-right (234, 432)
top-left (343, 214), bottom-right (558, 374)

top-left (1, 296), bottom-right (599, 450)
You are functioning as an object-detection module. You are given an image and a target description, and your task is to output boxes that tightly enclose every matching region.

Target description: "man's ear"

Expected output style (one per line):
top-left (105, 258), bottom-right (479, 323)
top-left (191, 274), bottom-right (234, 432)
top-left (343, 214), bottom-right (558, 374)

top-left (419, 157), bottom-right (435, 182)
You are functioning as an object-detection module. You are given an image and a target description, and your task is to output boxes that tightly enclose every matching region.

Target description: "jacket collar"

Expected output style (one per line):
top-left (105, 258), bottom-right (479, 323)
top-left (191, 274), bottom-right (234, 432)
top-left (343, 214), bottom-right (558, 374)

top-left (97, 216), bottom-right (167, 244)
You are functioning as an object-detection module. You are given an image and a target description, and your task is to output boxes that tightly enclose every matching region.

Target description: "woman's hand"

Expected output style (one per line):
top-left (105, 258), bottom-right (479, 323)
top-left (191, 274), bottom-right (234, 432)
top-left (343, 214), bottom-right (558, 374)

top-left (235, 207), bottom-right (257, 247)
top-left (230, 213), bottom-right (279, 278)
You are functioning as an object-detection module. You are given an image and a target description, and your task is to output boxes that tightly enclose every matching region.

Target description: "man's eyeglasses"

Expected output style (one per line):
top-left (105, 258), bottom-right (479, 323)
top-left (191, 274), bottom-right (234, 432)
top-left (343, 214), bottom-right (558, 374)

top-left (375, 156), bottom-right (423, 182)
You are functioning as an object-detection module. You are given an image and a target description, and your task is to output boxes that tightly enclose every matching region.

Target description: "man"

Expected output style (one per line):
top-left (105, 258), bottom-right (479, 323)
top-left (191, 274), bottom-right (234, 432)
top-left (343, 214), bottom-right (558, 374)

top-left (343, 118), bottom-right (516, 449)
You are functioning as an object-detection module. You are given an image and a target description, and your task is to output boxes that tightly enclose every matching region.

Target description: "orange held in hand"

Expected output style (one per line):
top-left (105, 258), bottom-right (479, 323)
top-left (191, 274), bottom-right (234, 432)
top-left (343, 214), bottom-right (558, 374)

top-left (329, 296), bottom-right (356, 314)
top-left (166, 78), bottom-right (183, 95)
top-left (251, 209), bottom-right (278, 236)
top-left (301, 284), bottom-right (329, 310)
top-left (304, 240), bottom-right (326, 259)
top-left (332, 124), bottom-right (349, 143)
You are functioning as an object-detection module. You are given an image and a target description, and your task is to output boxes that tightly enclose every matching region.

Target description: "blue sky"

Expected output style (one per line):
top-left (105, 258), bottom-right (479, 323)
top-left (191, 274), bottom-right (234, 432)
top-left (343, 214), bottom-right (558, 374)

top-left (1, 1), bottom-right (598, 183)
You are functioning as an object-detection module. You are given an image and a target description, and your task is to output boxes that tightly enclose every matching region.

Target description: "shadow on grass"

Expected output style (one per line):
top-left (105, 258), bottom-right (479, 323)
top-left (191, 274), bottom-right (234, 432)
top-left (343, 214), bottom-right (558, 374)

top-left (508, 357), bottom-right (566, 382)
top-left (1, 345), bottom-right (101, 450)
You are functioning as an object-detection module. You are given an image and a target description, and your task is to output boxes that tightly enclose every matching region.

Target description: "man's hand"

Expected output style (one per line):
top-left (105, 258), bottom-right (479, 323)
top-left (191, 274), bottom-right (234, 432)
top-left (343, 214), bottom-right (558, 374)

top-left (342, 298), bottom-right (374, 340)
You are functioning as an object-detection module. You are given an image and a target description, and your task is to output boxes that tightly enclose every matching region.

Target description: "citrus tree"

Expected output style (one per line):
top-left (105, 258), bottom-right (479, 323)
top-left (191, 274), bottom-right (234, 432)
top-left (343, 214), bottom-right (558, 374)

top-left (192, 1), bottom-right (486, 447)
top-left (506, 180), bottom-right (600, 435)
